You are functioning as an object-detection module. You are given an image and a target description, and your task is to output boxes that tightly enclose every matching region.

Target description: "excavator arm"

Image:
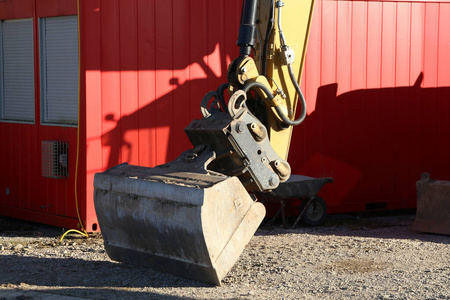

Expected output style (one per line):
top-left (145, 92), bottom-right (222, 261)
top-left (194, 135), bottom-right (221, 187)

top-left (238, 0), bottom-right (314, 160)
top-left (186, 0), bottom-right (315, 192)
top-left (93, 0), bottom-right (315, 285)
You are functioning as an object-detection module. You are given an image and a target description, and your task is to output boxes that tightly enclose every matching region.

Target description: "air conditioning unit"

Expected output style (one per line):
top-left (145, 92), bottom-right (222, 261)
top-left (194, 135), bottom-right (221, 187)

top-left (41, 141), bottom-right (69, 179)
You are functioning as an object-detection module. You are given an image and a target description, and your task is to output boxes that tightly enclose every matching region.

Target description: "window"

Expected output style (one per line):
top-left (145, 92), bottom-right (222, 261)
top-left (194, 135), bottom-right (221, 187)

top-left (0, 19), bottom-right (35, 123)
top-left (40, 15), bottom-right (78, 126)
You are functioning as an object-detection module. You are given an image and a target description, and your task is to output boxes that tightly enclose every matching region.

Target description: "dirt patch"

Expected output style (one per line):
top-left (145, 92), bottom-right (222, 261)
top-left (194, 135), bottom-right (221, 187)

top-left (322, 258), bottom-right (389, 274)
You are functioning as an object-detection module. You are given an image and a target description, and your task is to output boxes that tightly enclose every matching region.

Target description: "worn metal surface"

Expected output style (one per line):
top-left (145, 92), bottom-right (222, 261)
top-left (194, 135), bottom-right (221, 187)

top-left (413, 173), bottom-right (450, 235)
top-left (272, 174), bottom-right (333, 199)
top-left (94, 148), bottom-right (265, 285)
top-left (185, 90), bottom-right (291, 192)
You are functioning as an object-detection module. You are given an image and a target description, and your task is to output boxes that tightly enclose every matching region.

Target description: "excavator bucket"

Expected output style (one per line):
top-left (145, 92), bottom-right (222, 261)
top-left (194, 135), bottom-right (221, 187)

top-left (94, 148), bottom-right (265, 285)
top-left (413, 173), bottom-right (450, 235)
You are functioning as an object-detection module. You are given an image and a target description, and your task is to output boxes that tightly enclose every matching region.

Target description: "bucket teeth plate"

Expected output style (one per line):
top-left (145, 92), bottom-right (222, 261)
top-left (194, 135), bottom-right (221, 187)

top-left (94, 163), bottom-right (265, 285)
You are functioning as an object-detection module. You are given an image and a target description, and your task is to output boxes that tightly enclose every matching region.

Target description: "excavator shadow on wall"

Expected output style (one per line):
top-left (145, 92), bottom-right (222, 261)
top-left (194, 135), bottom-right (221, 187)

top-left (101, 76), bottom-right (217, 169)
top-left (99, 36), bottom-right (233, 169)
top-left (97, 35), bottom-right (450, 214)
top-left (101, 70), bottom-right (450, 215)
top-left (289, 72), bottom-right (450, 215)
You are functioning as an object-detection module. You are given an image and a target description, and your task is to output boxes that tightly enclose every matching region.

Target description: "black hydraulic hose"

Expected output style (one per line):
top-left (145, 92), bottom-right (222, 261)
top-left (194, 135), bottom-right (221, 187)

top-left (237, 0), bottom-right (259, 56)
top-left (262, 0), bottom-right (275, 76)
top-left (216, 83), bottom-right (229, 113)
top-left (242, 77), bottom-right (306, 127)
top-left (242, 81), bottom-right (274, 101)
top-left (239, 1), bottom-right (307, 127)
top-left (275, 0), bottom-right (307, 126)
top-left (284, 64), bottom-right (307, 126)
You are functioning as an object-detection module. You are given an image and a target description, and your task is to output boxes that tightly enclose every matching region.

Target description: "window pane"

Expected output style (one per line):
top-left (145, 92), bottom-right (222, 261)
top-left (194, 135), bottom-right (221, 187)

top-left (0, 19), bottom-right (35, 122)
top-left (40, 16), bottom-right (78, 125)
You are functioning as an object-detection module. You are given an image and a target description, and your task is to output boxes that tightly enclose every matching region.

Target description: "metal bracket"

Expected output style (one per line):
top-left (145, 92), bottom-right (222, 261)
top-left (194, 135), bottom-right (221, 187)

top-left (185, 89), bottom-right (291, 192)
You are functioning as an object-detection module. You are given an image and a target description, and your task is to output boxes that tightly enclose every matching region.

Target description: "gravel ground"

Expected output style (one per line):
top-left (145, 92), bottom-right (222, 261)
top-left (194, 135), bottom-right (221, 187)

top-left (0, 211), bottom-right (449, 299)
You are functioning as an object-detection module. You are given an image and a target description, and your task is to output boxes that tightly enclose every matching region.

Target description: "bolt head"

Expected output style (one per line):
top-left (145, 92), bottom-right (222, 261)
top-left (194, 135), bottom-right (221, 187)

top-left (269, 176), bottom-right (279, 187)
top-left (235, 122), bottom-right (245, 133)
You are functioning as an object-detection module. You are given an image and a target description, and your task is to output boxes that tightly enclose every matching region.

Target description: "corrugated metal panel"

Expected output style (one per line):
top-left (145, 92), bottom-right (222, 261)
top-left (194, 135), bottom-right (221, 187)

top-left (83, 0), bottom-right (241, 172)
top-left (0, 18), bottom-right (35, 122)
top-left (82, 0), bottom-right (242, 230)
top-left (1, 0), bottom-right (449, 230)
top-left (0, 0), bottom-right (83, 231)
top-left (290, 0), bottom-right (450, 213)
top-left (81, 0), bottom-right (450, 216)
top-left (40, 15), bottom-right (78, 125)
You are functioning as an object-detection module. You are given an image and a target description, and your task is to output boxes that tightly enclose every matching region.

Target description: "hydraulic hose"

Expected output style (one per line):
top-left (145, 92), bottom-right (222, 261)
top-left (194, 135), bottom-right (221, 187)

top-left (238, 0), bottom-right (259, 56)
top-left (276, 1), bottom-right (287, 47)
top-left (262, 0), bottom-right (275, 76)
top-left (242, 81), bottom-right (274, 101)
top-left (276, 0), bottom-right (307, 126)
top-left (283, 64), bottom-right (307, 126)
top-left (238, 1), bottom-right (307, 127)
top-left (242, 79), bottom-right (306, 127)
top-left (216, 83), bottom-right (229, 113)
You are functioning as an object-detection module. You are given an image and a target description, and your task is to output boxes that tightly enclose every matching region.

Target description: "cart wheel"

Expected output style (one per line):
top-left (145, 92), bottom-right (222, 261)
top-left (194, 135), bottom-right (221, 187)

top-left (301, 196), bottom-right (327, 226)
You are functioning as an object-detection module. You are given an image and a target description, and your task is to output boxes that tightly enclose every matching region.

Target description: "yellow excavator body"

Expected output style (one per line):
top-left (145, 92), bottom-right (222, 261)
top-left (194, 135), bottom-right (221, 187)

top-left (256, 0), bottom-right (315, 159)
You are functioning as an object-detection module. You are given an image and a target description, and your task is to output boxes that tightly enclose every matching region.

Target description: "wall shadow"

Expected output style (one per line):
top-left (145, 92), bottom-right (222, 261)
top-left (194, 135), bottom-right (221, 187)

top-left (0, 216), bottom-right (64, 238)
top-left (101, 75), bottom-right (225, 168)
top-left (290, 73), bottom-right (450, 207)
top-left (91, 0), bottom-right (450, 211)
top-left (102, 68), bottom-right (450, 213)
top-left (103, 68), bottom-right (450, 211)
top-left (89, 0), bottom-right (242, 168)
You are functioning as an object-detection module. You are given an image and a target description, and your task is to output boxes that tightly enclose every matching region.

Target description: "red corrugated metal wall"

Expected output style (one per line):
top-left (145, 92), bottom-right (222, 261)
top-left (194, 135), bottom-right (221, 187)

top-left (2, 0), bottom-right (449, 229)
top-left (83, 0), bottom-right (450, 216)
top-left (83, 0), bottom-right (243, 222)
top-left (0, 0), bottom-right (81, 229)
top-left (290, 0), bottom-right (450, 213)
